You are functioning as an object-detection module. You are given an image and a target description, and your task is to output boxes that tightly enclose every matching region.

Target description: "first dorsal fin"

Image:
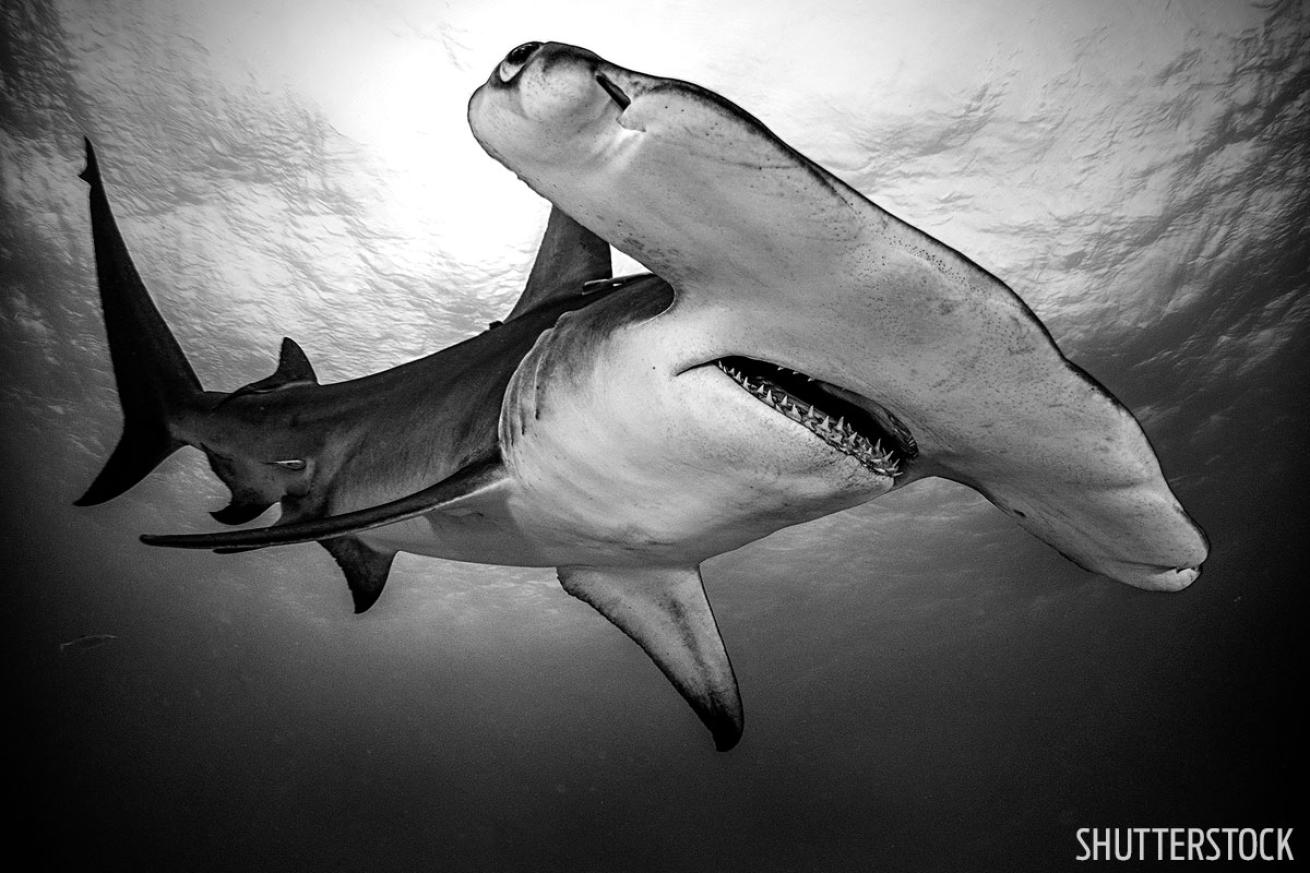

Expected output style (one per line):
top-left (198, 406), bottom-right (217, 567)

top-left (504, 207), bottom-right (612, 322)
top-left (558, 564), bottom-right (743, 751)
top-left (225, 337), bottom-right (318, 402)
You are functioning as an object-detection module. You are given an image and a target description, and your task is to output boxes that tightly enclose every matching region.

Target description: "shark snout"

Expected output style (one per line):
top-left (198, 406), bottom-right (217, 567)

top-left (1097, 557), bottom-right (1204, 592)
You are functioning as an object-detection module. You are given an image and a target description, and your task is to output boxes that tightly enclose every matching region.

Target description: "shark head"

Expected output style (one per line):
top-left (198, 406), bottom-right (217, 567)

top-left (470, 42), bottom-right (1208, 591)
top-left (495, 273), bottom-right (905, 565)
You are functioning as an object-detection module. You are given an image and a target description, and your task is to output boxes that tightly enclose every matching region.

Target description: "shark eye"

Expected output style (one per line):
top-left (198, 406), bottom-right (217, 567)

top-left (499, 41), bottom-right (542, 83)
top-left (272, 459), bottom-right (306, 471)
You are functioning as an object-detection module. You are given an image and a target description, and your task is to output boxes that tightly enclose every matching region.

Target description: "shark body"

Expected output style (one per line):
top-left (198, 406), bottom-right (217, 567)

top-left (80, 44), bottom-right (1207, 750)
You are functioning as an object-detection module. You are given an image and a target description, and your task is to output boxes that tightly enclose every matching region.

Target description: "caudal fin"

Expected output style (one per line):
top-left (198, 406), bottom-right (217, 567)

top-left (75, 139), bottom-right (204, 506)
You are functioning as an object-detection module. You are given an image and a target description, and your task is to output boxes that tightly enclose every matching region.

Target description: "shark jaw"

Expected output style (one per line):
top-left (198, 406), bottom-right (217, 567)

top-left (709, 356), bottom-right (913, 479)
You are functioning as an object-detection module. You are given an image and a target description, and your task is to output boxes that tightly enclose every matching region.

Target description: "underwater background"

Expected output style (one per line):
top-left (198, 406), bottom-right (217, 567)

top-left (3, 1), bottom-right (1305, 870)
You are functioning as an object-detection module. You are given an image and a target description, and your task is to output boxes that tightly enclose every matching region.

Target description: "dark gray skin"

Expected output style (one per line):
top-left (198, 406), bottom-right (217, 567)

top-left (76, 139), bottom-right (632, 612)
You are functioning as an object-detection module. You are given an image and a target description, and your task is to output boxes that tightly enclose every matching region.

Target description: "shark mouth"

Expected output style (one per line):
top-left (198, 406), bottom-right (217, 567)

top-left (714, 356), bottom-right (916, 478)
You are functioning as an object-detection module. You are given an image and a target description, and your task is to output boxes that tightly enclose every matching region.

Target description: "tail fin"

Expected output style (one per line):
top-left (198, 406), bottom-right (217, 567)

top-left (75, 139), bottom-right (204, 506)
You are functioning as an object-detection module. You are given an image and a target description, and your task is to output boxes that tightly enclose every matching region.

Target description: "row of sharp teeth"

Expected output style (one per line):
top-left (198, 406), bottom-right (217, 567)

top-left (716, 361), bottom-right (901, 477)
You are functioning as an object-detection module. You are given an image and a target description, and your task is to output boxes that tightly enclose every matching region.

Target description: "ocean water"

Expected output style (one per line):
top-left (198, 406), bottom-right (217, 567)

top-left (3, 1), bottom-right (1305, 870)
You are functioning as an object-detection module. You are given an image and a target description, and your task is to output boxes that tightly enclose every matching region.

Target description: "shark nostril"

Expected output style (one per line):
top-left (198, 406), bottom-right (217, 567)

top-left (595, 72), bottom-right (631, 110)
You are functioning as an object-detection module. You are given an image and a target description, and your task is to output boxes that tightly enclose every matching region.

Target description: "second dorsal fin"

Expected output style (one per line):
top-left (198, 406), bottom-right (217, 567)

top-left (227, 337), bottom-right (318, 401)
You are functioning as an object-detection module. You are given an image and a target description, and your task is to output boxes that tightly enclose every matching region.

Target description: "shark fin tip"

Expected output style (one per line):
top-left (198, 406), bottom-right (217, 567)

top-left (711, 719), bottom-right (743, 752)
top-left (79, 138), bottom-right (100, 183)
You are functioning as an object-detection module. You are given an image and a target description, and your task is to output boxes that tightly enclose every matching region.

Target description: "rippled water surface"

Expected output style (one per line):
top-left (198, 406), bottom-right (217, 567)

top-left (4, 1), bottom-right (1305, 870)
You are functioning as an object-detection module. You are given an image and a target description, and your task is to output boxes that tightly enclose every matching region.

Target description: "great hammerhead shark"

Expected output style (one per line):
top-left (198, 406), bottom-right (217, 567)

top-left (79, 39), bottom-right (1207, 754)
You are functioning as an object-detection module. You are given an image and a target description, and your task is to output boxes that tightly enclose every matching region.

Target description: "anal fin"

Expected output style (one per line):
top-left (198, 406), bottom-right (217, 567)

top-left (319, 536), bottom-right (397, 614)
top-left (558, 564), bottom-right (743, 751)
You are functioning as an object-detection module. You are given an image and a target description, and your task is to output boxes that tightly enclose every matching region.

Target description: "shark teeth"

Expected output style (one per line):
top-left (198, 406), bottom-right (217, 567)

top-left (715, 360), bottom-right (901, 478)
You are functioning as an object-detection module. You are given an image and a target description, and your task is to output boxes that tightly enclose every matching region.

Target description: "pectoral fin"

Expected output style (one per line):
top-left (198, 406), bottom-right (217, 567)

top-left (558, 564), bottom-right (743, 751)
top-left (140, 449), bottom-right (506, 551)
top-left (319, 536), bottom-right (397, 613)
